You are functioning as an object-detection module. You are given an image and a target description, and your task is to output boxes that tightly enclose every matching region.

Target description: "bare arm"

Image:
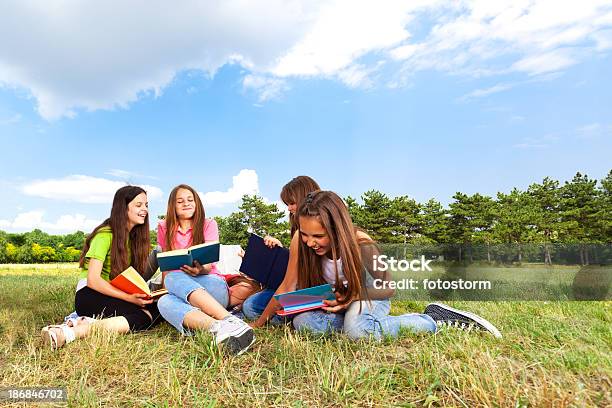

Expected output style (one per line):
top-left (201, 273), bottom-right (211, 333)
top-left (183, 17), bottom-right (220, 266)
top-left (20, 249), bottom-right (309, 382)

top-left (251, 231), bottom-right (300, 326)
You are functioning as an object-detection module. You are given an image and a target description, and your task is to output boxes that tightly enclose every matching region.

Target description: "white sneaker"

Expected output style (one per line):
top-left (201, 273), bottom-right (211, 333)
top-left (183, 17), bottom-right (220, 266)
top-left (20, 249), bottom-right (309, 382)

top-left (209, 315), bottom-right (255, 355)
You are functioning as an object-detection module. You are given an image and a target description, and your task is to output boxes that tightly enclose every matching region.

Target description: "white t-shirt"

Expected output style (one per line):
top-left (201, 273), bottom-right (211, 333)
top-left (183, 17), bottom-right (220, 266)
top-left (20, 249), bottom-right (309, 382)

top-left (322, 256), bottom-right (348, 287)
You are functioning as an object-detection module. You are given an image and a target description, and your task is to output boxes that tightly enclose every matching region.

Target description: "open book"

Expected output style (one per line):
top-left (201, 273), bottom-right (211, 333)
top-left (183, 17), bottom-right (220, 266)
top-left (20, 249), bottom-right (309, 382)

top-left (240, 233), bottom-right (289, 289)
top-left (156, 241), bottom-right (220, 272)
top-left (110, 266), bottom-right (168, 299)
top-left (274, 284), bottom-right (336, 316)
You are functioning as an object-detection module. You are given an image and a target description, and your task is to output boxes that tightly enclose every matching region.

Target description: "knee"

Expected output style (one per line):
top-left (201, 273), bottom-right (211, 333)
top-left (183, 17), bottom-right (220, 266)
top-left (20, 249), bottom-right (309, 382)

top-left (241, 297), bottom-right (258, 320)
top-left (163, 273), bottom-right (181, 292)
top-left (157, 294), bottom-right (171, 313)
top-left (292, 312), bottom-right (328, 334)
top-left (343, 312), bottom-right (379, 340)
top-left (291, 312), bottom-right (312, 331)
top-left (200, 276), bottom-right (229, 308)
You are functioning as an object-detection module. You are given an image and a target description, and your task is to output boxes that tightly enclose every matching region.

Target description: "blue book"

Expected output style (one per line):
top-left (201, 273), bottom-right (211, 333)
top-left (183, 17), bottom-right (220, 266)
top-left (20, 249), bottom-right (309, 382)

top-left (239, 233), bottom-right (289, 289)
top-left (156, 241), bottom-right (220, 272)
top-left (273, 284), bottom-right (336, 316)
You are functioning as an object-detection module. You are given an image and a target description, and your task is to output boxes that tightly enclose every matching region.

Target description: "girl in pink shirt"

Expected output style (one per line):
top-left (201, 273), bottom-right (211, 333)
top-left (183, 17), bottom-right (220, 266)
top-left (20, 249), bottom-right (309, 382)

top-left (156, 184), bottom-right (254, 355)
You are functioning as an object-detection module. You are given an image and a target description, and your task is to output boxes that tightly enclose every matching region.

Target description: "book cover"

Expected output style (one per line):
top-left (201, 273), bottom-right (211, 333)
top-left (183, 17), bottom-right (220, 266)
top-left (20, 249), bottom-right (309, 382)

top-left (110, 266), bottom-right (168, 299)
top-left (156, 241), bottom-right (220, 272)
top-left (239, 233), bottom-right (289, 289)
top-left (189, 241), bottom-right (220, 266)
top-left (273, 284), bottom-right (336, 316)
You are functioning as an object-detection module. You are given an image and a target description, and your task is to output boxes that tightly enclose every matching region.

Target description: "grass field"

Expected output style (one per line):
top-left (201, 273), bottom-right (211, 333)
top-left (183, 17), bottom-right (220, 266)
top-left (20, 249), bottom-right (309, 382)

top-left (1, 264), bottom-right (611, 407)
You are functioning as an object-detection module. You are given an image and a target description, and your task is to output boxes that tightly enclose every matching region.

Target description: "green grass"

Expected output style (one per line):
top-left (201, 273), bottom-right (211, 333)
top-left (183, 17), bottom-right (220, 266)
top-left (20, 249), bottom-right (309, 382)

top-left (1, 264), bottom-right (611, 407)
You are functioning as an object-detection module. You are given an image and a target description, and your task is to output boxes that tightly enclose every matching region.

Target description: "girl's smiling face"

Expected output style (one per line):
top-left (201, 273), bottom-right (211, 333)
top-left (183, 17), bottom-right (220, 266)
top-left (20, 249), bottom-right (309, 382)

top-left (299, 215), bottom-right (331, 256)
top-left (175, 188), bottom-right (195, 220)
top-left (127, 192), bottom-right (148, 228)
top-left (286, 201), bottom-right (298, 215)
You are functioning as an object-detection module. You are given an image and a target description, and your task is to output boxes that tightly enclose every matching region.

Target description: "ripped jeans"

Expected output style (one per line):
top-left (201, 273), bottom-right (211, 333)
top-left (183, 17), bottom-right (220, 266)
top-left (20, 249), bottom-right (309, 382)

top-left (292, 299), bottom-right (437, 340)
top-left (157, 272), bottom-right (229, 335)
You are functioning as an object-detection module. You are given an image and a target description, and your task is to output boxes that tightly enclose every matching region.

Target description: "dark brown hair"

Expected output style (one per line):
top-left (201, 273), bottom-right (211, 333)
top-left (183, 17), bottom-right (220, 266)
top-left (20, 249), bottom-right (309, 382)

top-left (280, 176), bottom-right (320, 235)
top-left (164, 184), bottom-right (206, 250)
top-left (296, 190), bottom-right (372, 304)
top-left (79, 186), bottom-right (150, 279)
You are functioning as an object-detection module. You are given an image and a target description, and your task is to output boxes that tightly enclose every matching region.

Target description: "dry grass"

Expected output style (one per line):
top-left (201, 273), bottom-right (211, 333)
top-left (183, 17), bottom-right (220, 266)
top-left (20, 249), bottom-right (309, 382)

top-left (0, 265), bottom-right (610, 407)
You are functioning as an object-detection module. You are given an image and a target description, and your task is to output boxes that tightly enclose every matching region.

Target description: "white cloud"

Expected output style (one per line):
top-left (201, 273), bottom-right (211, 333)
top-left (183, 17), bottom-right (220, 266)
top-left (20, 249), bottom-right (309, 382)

top-left (0, 211), bottom-right (100, 233)
top-left (271, 1), bottom-right (421, 77)
top-left (337, 63), bottom-right (381, 88)
top-left (0, 1), bottom-right (611, 118)
top-left (243, 75), bottom-right (289, 102)
top-left (390, 1), bottom-right (612, 81)
top-left (21, 175), bottom-right (163, 203)
top-left (0, 0), bottom-right (318, 119)
top-left (511, 50), bottom-right (576, 76)
top-left (200, 169), bottom-right (260, 208)
top-left (458, 82), bottom-right (515, 102)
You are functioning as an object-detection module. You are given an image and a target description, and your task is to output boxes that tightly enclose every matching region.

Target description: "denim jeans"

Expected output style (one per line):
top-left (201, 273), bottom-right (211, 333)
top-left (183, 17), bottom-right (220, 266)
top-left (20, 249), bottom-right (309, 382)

top-left (293, 299), bottom-right (437, 340)
top-left (241, 288), bottom-right (286, 325)
top-left (157, 272), bottom-right (229, 334)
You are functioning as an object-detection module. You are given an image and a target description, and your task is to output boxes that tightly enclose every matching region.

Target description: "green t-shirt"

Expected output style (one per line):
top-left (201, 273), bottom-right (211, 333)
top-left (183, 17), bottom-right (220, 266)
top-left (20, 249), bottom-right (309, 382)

top-left (79, 227), bottom-right (130, 281)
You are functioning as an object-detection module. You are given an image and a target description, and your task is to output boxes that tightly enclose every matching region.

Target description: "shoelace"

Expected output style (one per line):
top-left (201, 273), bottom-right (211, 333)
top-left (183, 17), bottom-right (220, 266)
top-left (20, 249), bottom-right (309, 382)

top-left (436, 320), bottom-right (475, 331)
top-left (208, 321), bottom-right (222, 334)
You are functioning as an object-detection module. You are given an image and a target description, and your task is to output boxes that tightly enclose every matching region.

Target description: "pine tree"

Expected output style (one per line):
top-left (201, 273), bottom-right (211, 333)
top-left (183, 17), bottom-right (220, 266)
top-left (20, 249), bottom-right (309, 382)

top-left (528, 177), bottom-right (562, 264)
top-left (560, 172), bottom-right (599, 264)
top-left (421, 199), bottom-right (449, 244)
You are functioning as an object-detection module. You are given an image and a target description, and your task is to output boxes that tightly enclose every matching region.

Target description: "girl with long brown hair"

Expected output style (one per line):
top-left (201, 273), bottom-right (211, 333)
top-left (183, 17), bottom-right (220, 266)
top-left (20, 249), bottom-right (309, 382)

top-left (41, 186), bottom-right (163, 349)
top-left (251, 191), bottom-right (502, 339)
top-left (241, 175), bottom-right (321, 320)
top-left (155, 184), bottom-right (255, 355)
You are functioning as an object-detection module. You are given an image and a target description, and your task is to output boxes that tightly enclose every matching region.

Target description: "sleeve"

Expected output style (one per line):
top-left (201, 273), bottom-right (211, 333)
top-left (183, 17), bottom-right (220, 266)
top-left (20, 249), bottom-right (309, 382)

top-left (203, 218), bottom-right (220, 242)
top-left (359, 242), bottom-right (395, 300)
top-left (85, 232), bottom-right (111, 262)
top-left (157, 221), bottom-right (167, 251)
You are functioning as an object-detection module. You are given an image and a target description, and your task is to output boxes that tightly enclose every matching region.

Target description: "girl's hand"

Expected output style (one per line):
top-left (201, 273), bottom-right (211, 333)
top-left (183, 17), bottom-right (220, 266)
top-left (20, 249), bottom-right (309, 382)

top-left (126, 293), bottom-right (154, 307)
top-left (237, 248), bottom-right (245, 258)
top-left (322, 291), bottom-right (353, 313)
top-left (181, 261), bottom-right (209, 276)
top-left (249, 319), bottom-right (265, 328)
top-left (263, 236), bottom-right (282, 248)
top-left (321, 298), bottom-right (351, 313)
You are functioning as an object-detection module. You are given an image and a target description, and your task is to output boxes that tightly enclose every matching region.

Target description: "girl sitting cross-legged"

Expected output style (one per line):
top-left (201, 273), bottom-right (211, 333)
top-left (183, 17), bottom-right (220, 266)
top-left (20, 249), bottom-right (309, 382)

top-left (250, 190), bottom-right (502, 340)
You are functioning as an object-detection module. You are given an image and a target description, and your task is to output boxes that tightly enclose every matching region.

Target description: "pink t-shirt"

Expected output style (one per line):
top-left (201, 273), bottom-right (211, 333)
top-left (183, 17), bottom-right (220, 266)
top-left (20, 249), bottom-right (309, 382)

top-left (157, 218), bottom-right (220, 276)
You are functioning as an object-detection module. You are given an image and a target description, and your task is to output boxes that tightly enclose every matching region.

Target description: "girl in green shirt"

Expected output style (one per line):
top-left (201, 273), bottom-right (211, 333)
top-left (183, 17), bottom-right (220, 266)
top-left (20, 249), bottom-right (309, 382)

top-left (41, 186), bottom-right (161, 349)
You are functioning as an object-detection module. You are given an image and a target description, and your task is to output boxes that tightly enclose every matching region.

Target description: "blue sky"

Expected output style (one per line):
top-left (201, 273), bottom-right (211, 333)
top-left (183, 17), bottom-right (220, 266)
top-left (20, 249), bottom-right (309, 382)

top-left (0, 1), bottom-right (611, 233)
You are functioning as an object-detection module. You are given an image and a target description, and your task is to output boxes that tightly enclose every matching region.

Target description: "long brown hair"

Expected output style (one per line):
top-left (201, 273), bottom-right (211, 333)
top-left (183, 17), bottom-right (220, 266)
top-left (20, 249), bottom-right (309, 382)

top-left (296, 190), bottom-right (371, 304)
top-left (164, 184), bottom-right (206, 250)
top-left (79, 186), bottom-right (150, 279)
top-left (280, 175), bottom-right (320, 235)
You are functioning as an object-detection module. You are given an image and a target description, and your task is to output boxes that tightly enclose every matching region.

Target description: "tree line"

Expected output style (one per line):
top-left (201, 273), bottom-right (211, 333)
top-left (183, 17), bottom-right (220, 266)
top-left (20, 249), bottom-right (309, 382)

top-left (1, 171), bottom-right (609, 265)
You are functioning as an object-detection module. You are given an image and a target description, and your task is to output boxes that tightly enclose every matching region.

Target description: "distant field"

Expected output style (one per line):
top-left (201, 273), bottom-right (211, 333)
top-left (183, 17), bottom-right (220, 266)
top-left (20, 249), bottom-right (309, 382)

top-left (390, 263), bottom-right (611, 301)
top-left (0, 265), bottom-right (610, 407)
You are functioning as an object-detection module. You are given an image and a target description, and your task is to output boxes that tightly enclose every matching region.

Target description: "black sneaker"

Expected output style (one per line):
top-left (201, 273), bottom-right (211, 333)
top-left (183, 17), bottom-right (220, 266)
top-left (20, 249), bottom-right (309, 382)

top-left (424, 303), bottom-right (502, 338)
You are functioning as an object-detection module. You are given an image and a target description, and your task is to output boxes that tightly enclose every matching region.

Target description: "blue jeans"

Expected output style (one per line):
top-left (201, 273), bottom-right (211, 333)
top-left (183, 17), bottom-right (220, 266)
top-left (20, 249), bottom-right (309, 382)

top-left (293, 300), bottom-right (437, 340)
top-left (242, 288), bottom-right (285, 325)
top-left (158, 272), bottom-right (229, 334)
